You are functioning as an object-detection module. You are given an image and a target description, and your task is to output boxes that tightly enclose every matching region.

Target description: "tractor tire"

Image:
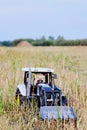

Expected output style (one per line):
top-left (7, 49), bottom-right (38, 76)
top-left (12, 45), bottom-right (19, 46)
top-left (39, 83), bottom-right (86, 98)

top-left (61, 96), bottom-right (68, 106)
top-left (15, 88), bottom-right (26, 106)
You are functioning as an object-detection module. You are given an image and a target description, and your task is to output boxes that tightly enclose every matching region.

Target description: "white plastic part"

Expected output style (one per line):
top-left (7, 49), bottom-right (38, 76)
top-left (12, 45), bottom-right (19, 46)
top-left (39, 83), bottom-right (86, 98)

top-left (17, 84), bottom-right (26, 96)
top-left (22, 67), bottom-right (54, 73)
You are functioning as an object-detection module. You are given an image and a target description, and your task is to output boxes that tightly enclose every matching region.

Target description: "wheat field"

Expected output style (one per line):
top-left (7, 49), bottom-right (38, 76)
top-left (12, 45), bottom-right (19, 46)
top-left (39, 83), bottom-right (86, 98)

top-left (0, 46), bottom-right (87, 130)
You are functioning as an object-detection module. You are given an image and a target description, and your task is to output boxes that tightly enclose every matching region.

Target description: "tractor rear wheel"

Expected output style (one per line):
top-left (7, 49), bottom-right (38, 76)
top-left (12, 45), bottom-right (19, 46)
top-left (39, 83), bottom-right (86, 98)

top-left (15, 88), bottom-right (26, 106)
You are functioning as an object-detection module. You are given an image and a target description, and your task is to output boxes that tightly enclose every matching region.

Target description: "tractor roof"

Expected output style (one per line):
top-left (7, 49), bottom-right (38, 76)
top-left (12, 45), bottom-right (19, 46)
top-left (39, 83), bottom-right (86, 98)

top-left (22, 67), bottom-right (54, 73)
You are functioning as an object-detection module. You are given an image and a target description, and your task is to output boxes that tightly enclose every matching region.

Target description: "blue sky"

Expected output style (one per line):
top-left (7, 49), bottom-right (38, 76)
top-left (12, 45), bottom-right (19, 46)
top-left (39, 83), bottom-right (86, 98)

top-left (0, 0), bottom-right (87, 41)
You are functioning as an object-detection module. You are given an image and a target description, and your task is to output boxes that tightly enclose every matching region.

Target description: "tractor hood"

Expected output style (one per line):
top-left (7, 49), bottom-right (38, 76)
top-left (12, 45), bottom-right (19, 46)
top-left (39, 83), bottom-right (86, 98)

top-left (38, 83), bottom-right (53, 92)
top-left (40, 106), bottom-right (77, 120)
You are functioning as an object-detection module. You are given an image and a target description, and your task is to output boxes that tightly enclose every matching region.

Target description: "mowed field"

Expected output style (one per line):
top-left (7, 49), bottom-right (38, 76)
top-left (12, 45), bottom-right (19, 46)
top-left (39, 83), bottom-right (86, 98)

top-left (0, 46), bottom-right (87, 130)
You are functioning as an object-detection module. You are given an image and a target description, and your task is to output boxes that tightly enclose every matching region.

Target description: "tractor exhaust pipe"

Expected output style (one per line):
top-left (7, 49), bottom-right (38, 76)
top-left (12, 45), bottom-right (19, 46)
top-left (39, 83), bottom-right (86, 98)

top-left (27, 68), bottom-right (31, 98)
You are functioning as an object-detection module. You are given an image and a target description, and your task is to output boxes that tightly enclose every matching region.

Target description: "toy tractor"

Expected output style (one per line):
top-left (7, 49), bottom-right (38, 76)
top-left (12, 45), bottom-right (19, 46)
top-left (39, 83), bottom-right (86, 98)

top-left (15, 67), bottom-right (77, 121)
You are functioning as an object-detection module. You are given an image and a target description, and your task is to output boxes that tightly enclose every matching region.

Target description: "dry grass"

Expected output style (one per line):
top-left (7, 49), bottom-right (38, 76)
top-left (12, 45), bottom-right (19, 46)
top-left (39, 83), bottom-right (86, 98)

top-left (0, 46), bottom-right (87, 130)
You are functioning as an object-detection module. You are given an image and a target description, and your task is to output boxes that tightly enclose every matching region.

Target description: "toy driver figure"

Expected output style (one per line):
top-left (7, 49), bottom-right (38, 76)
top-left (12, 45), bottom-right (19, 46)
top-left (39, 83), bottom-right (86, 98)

top-left (34, 73), bottom-right (45, 86)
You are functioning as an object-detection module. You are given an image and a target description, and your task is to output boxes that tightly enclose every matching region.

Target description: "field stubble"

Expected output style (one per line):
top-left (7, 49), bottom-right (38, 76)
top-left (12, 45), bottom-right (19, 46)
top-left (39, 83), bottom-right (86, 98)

top-left (0, 46), bottom-right (87, 130)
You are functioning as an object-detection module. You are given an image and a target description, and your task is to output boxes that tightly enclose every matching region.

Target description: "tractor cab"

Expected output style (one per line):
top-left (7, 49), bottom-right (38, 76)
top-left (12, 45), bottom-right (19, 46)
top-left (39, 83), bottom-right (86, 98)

top-left (22, 68), bottom-right (57, 97)
top-left (23, 67), bottom-right (55, 86)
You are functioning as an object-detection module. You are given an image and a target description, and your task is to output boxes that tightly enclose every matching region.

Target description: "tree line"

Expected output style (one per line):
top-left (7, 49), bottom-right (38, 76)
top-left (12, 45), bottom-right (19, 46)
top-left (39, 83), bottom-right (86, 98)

top-left (0, 36), bottom-right (87, 46)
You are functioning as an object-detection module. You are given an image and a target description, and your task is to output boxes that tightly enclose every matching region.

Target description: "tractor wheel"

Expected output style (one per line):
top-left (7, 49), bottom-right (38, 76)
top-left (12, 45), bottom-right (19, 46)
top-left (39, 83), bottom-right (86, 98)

top-left (61, 96), bottom-right (68, 106)
top-left (16, 88), bottom-right (26, 106)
